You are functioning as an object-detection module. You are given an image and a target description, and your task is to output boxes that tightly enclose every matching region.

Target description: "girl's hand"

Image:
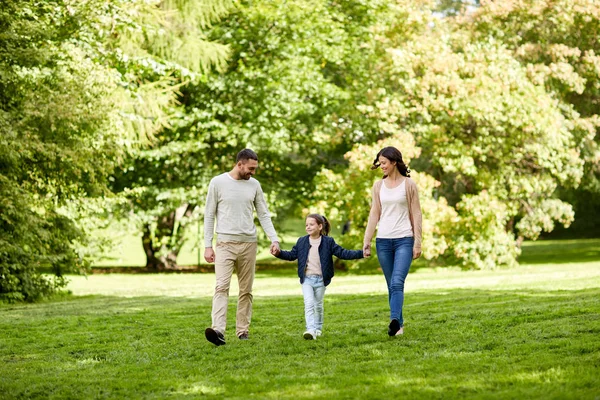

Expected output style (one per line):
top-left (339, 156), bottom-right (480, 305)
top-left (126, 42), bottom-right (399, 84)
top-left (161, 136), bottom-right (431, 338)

top-left (413, 247), bottom-right (422, 260)
top-left (270, 241), bottom-right (280, 256)
top-left (363, 244), bottom-right (371, 258)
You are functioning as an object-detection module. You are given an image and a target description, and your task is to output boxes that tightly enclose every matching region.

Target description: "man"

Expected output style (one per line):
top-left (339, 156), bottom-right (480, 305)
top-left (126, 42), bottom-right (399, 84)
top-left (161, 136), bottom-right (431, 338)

top-left (203, 149), bottom-right (280, 345)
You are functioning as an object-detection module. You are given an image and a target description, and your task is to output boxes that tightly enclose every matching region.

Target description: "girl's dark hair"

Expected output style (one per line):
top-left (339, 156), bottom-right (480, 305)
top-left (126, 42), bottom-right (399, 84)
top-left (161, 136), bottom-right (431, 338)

top-left (370, 146), bottom-right (410, 178)
top-left (306, 213), bottom-right (330, 236)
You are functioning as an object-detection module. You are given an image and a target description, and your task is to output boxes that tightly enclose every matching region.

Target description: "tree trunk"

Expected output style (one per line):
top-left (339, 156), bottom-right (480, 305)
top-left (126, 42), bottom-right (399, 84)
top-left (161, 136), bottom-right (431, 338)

top-left (506, 217), bottom-right (525, 248)
top-left (169, 204), bottom-right (196, 261)
top-left (142, 224), bottom-right (162, 271)
top-left (142, 204), bottom-right (197, 271)
top-left (506, 217), bottom-right (515, 233)
top-left (143, 211), bottom-right (178, 271)
top-left (516, 235), bottom-right (524, 249)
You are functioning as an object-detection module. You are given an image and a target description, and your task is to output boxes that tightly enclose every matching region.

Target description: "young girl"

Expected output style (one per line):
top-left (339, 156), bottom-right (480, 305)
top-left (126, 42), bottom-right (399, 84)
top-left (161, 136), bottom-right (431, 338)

top-left (273, 214), bottom-right (363, 339)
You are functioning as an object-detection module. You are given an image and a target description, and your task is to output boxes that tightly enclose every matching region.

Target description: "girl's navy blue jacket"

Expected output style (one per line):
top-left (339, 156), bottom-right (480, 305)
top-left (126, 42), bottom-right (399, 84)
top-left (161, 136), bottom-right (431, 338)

top-left (275, 235), bottom-right (363, 286)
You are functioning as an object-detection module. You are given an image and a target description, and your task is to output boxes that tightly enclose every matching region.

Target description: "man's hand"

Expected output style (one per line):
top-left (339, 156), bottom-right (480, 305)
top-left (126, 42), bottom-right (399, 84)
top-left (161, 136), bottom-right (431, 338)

top-left (363, 244), bottom-right (371, 258)
top-left (413, 247), bottom-right (422, 260)
top-left (270, 241), bottom-right (280, 256)
top-left (204, 247), bottom-right (215, 263)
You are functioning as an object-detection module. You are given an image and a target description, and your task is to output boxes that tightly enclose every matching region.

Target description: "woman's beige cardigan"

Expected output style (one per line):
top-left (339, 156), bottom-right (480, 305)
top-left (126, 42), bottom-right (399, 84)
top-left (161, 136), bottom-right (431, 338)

top-left (363, 178), bottom-right (422, 250)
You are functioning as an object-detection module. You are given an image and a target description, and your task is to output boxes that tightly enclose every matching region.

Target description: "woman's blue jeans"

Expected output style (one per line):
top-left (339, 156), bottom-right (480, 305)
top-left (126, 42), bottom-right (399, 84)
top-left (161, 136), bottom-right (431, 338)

top-left (376, 237), bottom-right (414, 326)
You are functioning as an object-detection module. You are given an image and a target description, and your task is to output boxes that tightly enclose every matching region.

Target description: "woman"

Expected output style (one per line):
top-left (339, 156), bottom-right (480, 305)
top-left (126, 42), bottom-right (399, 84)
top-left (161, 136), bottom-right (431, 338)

top-left (363, 146), bottom-right (422, 336)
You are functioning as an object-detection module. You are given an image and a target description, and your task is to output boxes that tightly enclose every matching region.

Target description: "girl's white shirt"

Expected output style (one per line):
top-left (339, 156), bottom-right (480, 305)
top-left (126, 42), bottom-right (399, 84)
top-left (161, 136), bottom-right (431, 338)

top-left (305, 236), bottom-right (323, 276)
top-left (376, 179), bottom-right (413, 239)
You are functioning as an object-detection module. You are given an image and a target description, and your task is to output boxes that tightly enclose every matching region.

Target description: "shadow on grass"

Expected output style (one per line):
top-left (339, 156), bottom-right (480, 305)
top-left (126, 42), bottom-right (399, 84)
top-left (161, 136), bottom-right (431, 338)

top-left (518, 239), bottom-right (600, 265)
top-left (81, 237), bottom-right (600, 278)
top-left (82, 239), bottom-right (600, 277)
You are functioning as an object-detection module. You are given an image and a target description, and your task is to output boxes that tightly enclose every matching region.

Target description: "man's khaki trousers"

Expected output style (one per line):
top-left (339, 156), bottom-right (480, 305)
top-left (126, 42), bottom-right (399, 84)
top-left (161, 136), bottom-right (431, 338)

top-left (211, 241), bottom-right (257, 337)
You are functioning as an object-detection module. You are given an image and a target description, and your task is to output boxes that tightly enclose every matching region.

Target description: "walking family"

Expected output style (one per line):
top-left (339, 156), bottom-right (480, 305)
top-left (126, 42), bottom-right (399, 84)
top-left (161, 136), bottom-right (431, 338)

top-left (203, 147), bottom-right (422, 346)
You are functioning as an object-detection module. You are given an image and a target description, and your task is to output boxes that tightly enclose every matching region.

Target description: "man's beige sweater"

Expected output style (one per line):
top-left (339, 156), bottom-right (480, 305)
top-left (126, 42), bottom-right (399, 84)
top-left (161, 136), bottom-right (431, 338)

top-left (204, 173), bottom-right (279, 247)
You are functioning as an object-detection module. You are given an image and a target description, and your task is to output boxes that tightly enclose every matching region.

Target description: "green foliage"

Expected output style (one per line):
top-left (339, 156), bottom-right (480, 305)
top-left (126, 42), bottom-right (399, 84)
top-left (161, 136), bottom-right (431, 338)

top-left (110, 0), bottom-right (418, 267)
top-left (470, 1), bottom-right (600, 117)
top-left (434, 0), bottom-right (480, 17)
top-left (122, 0), bottom-right (233, 73)
top-left (467, 0), bottom-right (600, 235)
top-left (315, 12), bottom-right (588, 268)
top-left (106, 0), bottom-right (233, 141)
top-left (100, 0), bottom-right (234, 270)
top-left (179, 0), bottom-right (408, 196)
top-left (106, 0), bottom-right (597, 270)
top-left (450, 192), bottom-right (520, 268)
top-left (0, 0), bottom-right (125, 301)
top-left (0, 177), bottom-right (78, 302)
top-left (385, 33), bottom-right (583, 239)
top-left (4, 0), bottom-right (599, 283)
top-left (313, 138), bottom-right (457, 269)
top-left (0, 0), bottom-right (232, 299)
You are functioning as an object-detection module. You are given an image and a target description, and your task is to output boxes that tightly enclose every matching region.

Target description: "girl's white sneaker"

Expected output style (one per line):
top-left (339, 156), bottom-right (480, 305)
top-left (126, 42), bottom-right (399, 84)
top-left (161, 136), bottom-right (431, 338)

top-left (303, 331), bottom-right (315, 340)
top-left (315, 330), bottom-right (322, 337)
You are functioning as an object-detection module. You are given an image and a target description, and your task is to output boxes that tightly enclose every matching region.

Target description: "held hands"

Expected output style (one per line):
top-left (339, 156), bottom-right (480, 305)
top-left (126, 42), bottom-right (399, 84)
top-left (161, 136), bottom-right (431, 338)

top-left (270, 241), bottom-right (281, 256)
top-left (204, 247), bottom-right (215, 264)
top-left (205, 243), bottom-right (281, 262)
top-left (362, 244), bottom-right (421, 259)
top-left (363, 244), bottom-right (371, 258)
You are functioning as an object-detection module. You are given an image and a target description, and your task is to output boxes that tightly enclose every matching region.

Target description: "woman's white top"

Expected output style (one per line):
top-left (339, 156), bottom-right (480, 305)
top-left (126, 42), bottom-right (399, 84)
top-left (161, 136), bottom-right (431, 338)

top-left (376, 180), bottom-right (414, 239)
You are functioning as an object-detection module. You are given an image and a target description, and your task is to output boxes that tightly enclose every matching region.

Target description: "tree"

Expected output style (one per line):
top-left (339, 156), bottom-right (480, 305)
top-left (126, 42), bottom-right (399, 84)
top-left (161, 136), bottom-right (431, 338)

top-left (0, 0), bottom-right (232, 300)
top-left (466, 0), bottom-right (600, 237)
top-left (0, 0), bottom-right (127, 301)
top-left (111, 0), bottom-right (418, 269)
top-left (107, 0), bottom-right (234, 271)
top-left (315, 15), bottom-right (586, 268)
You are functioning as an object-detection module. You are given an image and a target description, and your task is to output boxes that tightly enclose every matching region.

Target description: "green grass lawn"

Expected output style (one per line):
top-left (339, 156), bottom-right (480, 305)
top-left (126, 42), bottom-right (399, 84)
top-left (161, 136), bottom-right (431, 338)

top-left (2, 245), bottom-right (600, 399)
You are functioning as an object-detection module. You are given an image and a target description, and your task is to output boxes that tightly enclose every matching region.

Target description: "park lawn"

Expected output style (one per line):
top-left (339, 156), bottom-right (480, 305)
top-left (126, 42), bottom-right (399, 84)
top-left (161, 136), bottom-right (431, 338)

top-left (1, 257), bottom-right (600, 399)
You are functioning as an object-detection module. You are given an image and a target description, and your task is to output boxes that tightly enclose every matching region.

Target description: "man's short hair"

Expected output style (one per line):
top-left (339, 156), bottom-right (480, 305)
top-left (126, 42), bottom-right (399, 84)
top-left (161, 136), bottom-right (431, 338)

top-left (237, 149), bottom-right (258, 162)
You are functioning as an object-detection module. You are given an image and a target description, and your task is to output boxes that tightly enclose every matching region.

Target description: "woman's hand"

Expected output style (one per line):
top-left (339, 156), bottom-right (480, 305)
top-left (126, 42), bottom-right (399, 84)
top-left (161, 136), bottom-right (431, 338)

top-left (363, 244), bottom-right (371, 258)
top-left (413, 247), bottom-right (422, 260)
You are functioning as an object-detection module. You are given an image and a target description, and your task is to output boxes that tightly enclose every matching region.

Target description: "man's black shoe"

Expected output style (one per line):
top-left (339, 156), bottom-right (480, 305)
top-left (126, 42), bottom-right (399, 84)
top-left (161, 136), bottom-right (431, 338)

top-left (388, 319), bottom-right (400, 336)
top-left (205, 328), bottom-right (226, 346)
